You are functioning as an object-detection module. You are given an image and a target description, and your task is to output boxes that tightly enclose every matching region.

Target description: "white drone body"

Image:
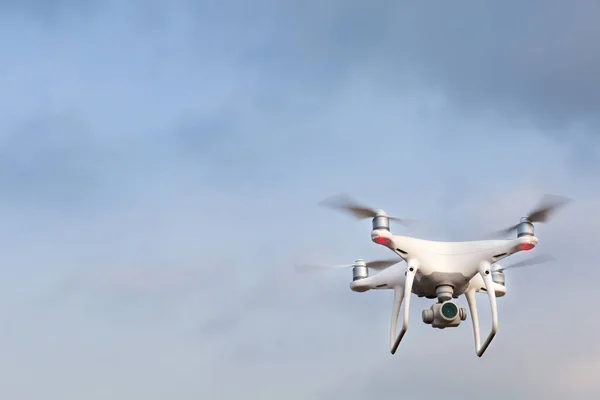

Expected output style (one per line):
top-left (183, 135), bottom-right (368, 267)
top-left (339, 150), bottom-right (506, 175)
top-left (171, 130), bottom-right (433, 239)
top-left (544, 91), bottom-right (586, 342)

top-left (301, 194), bottom-right (569, 358)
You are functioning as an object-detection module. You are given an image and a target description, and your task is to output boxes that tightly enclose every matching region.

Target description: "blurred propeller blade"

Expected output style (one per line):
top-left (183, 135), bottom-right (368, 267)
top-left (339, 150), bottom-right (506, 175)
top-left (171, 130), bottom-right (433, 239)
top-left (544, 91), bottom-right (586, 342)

top-left (525, 194), bottom-right (572, 223)
top-left (294, 263), bottom-right (354, 273)
top-left (494, 254), bottom-right (556, 272)
top-left (364, 259), bottom-right (403, 270)
top-left (484, 193), bottom-right (571, 238)
top-left (485, 224), bottom-right (519, 239)
top-left (319, 194), bottom-right (378, 219)
top-left (294, 258), bottom-right (402, 274)
top-left (319, 194), bottom-right (418, 226)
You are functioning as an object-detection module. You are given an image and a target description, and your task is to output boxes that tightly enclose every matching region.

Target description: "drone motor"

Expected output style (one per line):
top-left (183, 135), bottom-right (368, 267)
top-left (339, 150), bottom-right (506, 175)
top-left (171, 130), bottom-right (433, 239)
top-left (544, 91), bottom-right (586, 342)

top-left (516, 217), bottom-right (534, 238)
top-left (352, 259), bottom-right (368, 281)
top-left (372, 212), bottom-right (390, 231)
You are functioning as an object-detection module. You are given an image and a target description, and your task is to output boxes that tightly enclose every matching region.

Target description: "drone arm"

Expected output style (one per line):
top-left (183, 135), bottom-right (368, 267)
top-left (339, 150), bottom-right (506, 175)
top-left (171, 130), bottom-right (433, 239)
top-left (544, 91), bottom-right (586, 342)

top-left (474, 262), bottom-right (499, 357)
top-left (390, 262), bottom-right (417, 354)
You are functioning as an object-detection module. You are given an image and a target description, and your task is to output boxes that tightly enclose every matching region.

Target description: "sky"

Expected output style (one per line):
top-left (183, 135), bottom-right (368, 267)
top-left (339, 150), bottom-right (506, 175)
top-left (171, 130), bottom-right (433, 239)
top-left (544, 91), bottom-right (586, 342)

top-left (0, 1), bottom-right (599, 399)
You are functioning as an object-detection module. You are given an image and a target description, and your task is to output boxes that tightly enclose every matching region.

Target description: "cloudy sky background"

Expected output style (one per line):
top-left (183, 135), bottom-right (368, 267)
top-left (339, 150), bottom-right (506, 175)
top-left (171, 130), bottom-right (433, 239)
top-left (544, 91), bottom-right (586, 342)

top-left (0, 1), bottom-right (599, 399)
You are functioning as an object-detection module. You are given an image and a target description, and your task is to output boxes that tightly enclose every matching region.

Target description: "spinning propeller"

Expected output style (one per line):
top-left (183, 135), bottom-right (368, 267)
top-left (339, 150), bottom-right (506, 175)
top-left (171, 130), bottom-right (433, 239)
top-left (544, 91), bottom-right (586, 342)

top-left (295, 258), bottom-right (402, 274)
top-left (489, 194), bottom-right (571, 238)
top-left (319, 194), bottom-right (417, 226)
top-left (493, 253), bottom-right (556, 272)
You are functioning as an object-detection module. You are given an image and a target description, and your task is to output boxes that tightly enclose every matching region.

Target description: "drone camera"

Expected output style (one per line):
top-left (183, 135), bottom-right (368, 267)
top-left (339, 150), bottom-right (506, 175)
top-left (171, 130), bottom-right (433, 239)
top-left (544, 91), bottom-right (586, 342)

top-left (422, 301), bottom-right (467, 329)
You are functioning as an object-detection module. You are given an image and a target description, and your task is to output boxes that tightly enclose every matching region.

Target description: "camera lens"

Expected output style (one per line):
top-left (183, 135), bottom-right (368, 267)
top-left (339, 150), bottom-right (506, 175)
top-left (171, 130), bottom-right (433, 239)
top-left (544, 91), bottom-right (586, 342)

top-left (441, 301), bottom-right (458, 319)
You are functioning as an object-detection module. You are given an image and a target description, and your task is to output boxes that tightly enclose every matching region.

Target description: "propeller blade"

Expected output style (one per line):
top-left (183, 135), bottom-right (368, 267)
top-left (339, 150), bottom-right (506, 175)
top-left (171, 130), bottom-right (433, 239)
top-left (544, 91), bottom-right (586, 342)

top-left (484, 193), bottom-right (571, 238)
top-left (319, 194), bottom-right (379, 219)
top-left (294, 263), bottom-right (354, 273)
top-left (319, 194), bottom-right (417, 226)
top-left (294, 258), bottom-right (402, 274)
top-left (494, 254), bottom-right (556, 271)
top-left (525, 194), bottom-right (572, 223)
top-left (365, 259), bottom-right (403, 270)
top-left (484, 224), bottom-right (519, 239)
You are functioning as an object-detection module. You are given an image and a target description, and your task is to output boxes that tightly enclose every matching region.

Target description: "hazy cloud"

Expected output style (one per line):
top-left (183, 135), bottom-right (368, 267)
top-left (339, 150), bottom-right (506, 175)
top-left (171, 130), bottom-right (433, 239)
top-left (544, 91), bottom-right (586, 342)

top-left (241, 0), bottom-right (600, 132)
top-left (0, 1), bottom-right (598, 399)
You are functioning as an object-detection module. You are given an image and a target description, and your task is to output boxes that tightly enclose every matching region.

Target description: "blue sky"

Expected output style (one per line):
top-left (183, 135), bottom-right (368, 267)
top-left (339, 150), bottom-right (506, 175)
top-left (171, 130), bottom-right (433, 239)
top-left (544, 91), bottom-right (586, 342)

top-left (0, 1), bottom-right (599, 399)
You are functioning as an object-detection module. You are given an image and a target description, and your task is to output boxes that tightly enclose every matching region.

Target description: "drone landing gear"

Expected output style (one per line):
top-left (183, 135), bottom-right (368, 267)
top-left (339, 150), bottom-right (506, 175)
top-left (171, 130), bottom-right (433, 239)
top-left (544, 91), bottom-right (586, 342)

top-left (390, 264), bottom-right (417, 354)
top-left (466, 262), bottom-right (499, 357)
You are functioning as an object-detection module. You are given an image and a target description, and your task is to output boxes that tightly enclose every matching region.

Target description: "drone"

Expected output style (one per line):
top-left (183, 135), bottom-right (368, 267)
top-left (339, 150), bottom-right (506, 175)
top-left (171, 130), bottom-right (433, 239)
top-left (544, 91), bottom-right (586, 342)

top-left (297, 193), bottom-right (570, 357)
